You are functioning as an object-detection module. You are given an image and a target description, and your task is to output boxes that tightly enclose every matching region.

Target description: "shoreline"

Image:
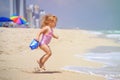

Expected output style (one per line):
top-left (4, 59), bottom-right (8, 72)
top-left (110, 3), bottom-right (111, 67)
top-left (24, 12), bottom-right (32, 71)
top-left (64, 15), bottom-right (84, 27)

top-left (1, 27), bottom-right (120, 80)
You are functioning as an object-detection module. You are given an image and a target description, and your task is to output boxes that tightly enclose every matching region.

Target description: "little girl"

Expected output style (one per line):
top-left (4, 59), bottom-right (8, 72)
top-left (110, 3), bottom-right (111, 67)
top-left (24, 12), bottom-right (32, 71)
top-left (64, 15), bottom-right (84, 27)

top-left (36, 14), bottom-right (58, 70)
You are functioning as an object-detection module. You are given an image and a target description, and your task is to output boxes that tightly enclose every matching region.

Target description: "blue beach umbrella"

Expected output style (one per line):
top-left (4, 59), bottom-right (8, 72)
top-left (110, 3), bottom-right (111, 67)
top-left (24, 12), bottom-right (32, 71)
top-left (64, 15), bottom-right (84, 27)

top-left (0, 17), bottom-right (13, 22)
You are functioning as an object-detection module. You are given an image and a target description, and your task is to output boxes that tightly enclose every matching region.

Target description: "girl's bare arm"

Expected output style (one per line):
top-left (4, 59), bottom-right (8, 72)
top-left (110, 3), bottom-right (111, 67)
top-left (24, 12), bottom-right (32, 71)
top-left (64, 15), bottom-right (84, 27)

top-left (52, 33), bottom-right (59, 39)
top-left (36, 27), bottom-right (48, 41)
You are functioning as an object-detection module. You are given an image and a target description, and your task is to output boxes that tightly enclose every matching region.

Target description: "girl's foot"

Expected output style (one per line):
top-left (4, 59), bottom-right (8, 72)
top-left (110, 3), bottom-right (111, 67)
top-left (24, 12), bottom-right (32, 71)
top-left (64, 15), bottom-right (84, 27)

top-left (34, 67), bottom-right (40, 72)
top-left (37, 60), bottom-right (46, 71)
top-left (41, 66), bottom-right (46, 71)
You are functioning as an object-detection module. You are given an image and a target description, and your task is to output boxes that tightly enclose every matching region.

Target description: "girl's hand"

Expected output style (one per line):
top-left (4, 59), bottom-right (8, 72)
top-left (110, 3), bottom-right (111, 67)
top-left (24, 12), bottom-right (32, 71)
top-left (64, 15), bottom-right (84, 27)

top-left (35, 38), bottom-right (39, 42)
top-left (55, 35), bottom-right (59, 39)
top-left (53, 33), bottom-right (59, 39)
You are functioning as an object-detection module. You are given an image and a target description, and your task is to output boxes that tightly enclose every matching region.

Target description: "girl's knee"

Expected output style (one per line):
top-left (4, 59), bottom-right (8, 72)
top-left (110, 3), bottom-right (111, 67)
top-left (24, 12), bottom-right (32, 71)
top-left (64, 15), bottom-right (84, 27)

top-left (48, 52), bottom-right (52, 56)
top-left (47, 51), bottom-right (52, 56)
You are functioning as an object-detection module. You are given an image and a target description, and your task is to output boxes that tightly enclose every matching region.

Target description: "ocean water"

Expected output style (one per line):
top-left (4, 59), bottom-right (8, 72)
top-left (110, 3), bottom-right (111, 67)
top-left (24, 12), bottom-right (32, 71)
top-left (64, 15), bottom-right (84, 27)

top-left (87, 30), bottom-right (120, 43)
top-left (63, 30), bottom-right (120, 80)
top-left (64, 52), bottom-right (120, 80)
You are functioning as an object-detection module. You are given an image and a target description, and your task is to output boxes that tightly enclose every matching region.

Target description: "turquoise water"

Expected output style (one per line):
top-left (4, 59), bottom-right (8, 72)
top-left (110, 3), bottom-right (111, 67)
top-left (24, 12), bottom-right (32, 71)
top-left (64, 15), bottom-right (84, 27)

top-left (63, 30), bottom-right (120, 80)
top-left (101, 30), bottom-right (120, 42)
top-left (101, 30), bottom-right (120, 34)
top-left (87, 30), bottom-right (120, 43)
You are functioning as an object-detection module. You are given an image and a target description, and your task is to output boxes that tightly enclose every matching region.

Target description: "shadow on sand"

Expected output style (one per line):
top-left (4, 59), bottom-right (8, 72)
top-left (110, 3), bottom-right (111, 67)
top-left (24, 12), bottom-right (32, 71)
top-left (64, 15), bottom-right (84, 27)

top-left (32, 71), bottom-right (62, 74)
top-left (21, 68), bottom-right (62, 74)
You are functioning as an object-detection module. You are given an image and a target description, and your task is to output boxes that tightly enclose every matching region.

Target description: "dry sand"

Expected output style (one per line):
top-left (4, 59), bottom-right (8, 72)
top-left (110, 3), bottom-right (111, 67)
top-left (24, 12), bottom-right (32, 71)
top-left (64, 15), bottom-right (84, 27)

top-left (0, 27), bottom-right (119, 80)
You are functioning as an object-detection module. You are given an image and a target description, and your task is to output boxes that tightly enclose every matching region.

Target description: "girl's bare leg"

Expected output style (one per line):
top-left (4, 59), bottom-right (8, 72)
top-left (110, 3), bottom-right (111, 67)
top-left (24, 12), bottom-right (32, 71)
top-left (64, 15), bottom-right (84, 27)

top-left (38, 44), bottom-right (52, 70)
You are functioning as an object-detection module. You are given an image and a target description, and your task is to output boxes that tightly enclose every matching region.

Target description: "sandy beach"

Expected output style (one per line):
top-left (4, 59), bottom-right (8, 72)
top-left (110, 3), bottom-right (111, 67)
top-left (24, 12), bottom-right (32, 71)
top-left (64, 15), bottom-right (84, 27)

top-left (0, 27), bottom-right (120, 80)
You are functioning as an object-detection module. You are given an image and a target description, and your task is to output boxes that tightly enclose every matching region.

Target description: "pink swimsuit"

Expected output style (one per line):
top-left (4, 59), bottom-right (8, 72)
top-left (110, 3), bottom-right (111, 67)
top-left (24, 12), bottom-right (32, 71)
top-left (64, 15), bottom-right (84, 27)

top-left (39, 29), bottom-right (53, 46)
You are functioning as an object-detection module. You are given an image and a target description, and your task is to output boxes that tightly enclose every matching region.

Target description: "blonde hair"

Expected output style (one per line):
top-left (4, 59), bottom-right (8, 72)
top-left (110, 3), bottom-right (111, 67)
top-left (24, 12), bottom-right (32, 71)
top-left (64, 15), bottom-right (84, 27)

top-left (40, 14), bottom-right (57, 28)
